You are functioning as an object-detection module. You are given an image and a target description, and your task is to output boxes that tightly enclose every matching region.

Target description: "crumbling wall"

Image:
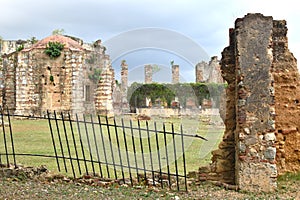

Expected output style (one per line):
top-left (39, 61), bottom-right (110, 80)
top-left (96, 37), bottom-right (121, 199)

top-left (195, 56), bottom-right (223, 83)
top-left (145, 64), bottom-right (152, 84)
top-left (1, 35), bottom-right (114, 116)
top-left (200, 13), bottom-right (300, 192)
top-left (272, 20), bottom-right (300, 173)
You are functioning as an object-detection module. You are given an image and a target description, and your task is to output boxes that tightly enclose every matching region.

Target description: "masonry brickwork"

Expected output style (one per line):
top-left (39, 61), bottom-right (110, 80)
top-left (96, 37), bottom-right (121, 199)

top-left (195, 56), bottom-right (223, 83)
top-left (172, 64), bottom-right (179, 84)
top-left (144, 64), bottom-right (153, 84)
top-left (0, 35), bottom-right (114, 116)
top-left (199, 13), bottom-right (300, 192)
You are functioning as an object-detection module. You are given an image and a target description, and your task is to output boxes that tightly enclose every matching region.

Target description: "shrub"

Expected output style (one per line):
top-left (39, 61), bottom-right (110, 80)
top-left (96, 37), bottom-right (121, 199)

top-left (44, 41), bottom-right (65, 58)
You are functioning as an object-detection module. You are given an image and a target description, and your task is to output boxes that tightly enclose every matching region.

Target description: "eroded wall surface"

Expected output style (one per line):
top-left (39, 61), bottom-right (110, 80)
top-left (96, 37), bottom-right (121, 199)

top-left (200, 13), bottom-right (300, 192)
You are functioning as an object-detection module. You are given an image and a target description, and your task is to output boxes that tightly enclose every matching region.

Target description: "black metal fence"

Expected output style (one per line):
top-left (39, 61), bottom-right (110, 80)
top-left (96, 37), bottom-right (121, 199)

top-left (0, 108), bottom-right (207, 191)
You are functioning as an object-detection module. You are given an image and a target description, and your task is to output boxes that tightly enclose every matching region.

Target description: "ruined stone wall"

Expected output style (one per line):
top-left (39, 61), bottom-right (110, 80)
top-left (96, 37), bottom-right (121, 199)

top-left (199, 29), bottom-right (236, 184)
top-left (199, 13), bottom-right (300, 192)
top-left (95, 58), bottom-right (114, 116)
top-left (195, 61), bottom-right (206, 83)
top-left (144, 64), bottom-right (152, 84)
top-left (2, 53), bottom-right (17, 110)
top-left (1, 35), bottom-right (114, 116)
top-left (195, 57), bottom-right (223, 83)
top-left (172, 64), bottom-right (179, 83)
top-left (272, 20), bottom-right (300, 173)
top-left (207, 56), bottom-right (223, 83)
top-left (234, 14), bottom-right (276, 192)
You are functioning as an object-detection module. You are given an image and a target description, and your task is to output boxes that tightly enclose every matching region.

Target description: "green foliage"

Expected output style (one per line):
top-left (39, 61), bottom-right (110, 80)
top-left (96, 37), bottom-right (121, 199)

top-left (49, 75), bottom-right (54, 82)
top-left (16, 44), bottom-right (24, 52)
top-left (44, 41), bottom-right (65, 58)
top-left (127, 82), bottom-right (226, 108)
top-left (278, 171), bottom-right (300, 182)
top-left (88, 68), bottom-right (102, 83)
top-left (152, 64), bottom-right (160, 74)
top-left (128, 83), bottom-right (175, 108)
top-left (52, 29), bottom-right (65, 35)
top-left (28, 37), bottom-right (38, 44)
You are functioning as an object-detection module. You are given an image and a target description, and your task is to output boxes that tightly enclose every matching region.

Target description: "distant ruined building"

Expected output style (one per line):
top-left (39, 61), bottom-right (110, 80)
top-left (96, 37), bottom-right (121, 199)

top-left (0, 35), bottom-right (114, 116)
top-left (0, 34), bottom-right (224, 117)
top-left (195, 56), bottom-right (224, 83)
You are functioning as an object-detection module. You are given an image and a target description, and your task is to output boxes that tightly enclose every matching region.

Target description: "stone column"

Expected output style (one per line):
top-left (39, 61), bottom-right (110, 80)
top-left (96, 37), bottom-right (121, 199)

top-left (120, 60), bottom-right (129, 112)
top-left (95, 63), bottom-right (114, 116)
top-left (172, 64), bottom-right (179, 84)
top-left (234, 14), bottom-right (276, 192)
top-left (144, 64), bottom-right (152, 84)
top-left (195, 61), bottom-right (205, 82)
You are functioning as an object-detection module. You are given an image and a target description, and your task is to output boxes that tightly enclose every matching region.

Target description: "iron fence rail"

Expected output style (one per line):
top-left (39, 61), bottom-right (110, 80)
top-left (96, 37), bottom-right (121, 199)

top-left (0, 108), bottom-right (207, 191)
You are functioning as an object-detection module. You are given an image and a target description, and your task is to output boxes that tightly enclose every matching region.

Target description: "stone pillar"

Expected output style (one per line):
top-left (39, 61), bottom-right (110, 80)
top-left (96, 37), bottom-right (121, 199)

top-left (234, 14), bottom-right (277, 192)
top-left (145, 64), bottom-right (152, 84)
top-left (120, 60), bottom-right (129, 112)
top-left (195, 61), bottom-right (205, 82)
top-left (172, 64), bottom-right (179, 84)
top-left (95, 64), bottom-right (114, 116)
top-left (207, 56), bottom-right (223, 83)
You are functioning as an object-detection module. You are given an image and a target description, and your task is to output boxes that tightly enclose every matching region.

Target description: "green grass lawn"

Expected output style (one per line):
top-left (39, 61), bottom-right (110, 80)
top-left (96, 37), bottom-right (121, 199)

top-left (0, 114), bottom-right (224, 181)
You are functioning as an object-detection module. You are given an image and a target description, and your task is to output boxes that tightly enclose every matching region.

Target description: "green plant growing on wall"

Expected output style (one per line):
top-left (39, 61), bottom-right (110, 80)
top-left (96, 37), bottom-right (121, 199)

top-left (88, 68), bottom-right (102, 83)
top-left (49, 75), bottom-right (54, 82)
top-left (28, 37), bottom-right (38, 44)
top-left (44, 41), bottom-right (65, 58)
top-left (16, 44), bottom-right (24, 52)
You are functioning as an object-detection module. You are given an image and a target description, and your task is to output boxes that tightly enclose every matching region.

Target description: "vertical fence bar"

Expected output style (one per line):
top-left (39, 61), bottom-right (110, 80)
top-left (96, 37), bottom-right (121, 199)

top-left (113, 117), bottom-right (125, 181)
top-left (146, 121), bottom-right (155, 186)
top-left (172, 123), bottom-right (179, 190)
top-left (1, 108), bottom-right (9, 165)
top-left (61, 112), bottom-right (75, 178)
top-left (163, 123), bottom-right (171, 189)
top-left (6, 109), bottom-right (16, 166)
top-left (138, 120), bottom-right (147, 179)
top-left (54, 111), bottom-right (68, 172)
top-left (68, 113), bottom-right (81, 175)
top-left (83, 114), bottom-right (95, 175)
top-left (47, 110), bottom-right (60, 172)
top-left (75, 114), bottom-right (88, 175)
top-left (130, 120), bottom-right (139, 181)
top-left (97, 115), bottom-right (110, 178)
top-left (154, 122), bottom-right (163, 188)
top-left (121, 118), bottom-right (133, 186)
top-left (90, 115), bottom-right (102, 177)
top-left (181, 124), bottom-right (187, 191)
top-left (105, 116), bottom-right (117, 179)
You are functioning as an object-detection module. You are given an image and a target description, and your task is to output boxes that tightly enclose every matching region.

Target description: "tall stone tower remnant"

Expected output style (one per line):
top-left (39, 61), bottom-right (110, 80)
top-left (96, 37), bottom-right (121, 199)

top-left (144, 64), bottom-right (152, 84)
top-left (172, 64), bottom-right (179, 84)
top-left (199, 13), bottom-right (300, 192)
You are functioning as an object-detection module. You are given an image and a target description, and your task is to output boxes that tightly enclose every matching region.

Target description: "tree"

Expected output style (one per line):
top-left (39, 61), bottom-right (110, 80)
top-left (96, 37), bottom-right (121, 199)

top-left (52, 29), bottom-right (65, 35)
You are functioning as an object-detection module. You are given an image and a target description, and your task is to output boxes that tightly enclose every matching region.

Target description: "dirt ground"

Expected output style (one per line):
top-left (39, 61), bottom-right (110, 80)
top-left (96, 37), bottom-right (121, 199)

top-left (0, 174), bottom-right (299, 200)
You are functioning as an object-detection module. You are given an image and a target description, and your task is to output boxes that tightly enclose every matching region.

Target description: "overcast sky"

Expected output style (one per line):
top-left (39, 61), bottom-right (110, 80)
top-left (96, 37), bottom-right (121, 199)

top-left (1, 0), bottom-right (299, 82)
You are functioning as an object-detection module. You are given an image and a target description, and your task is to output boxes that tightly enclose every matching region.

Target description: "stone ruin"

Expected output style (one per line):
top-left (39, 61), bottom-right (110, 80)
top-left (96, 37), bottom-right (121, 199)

top-left (0, 35), bottom-right (114, 116)
top-left (199, 13), bottom-right (300, 192)
top-left (143, 58), bottom-right (224, 84)
top-left (195, 56), bottom-right (224, 83)
top-left (1, 13), bottom-right (300, 193)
